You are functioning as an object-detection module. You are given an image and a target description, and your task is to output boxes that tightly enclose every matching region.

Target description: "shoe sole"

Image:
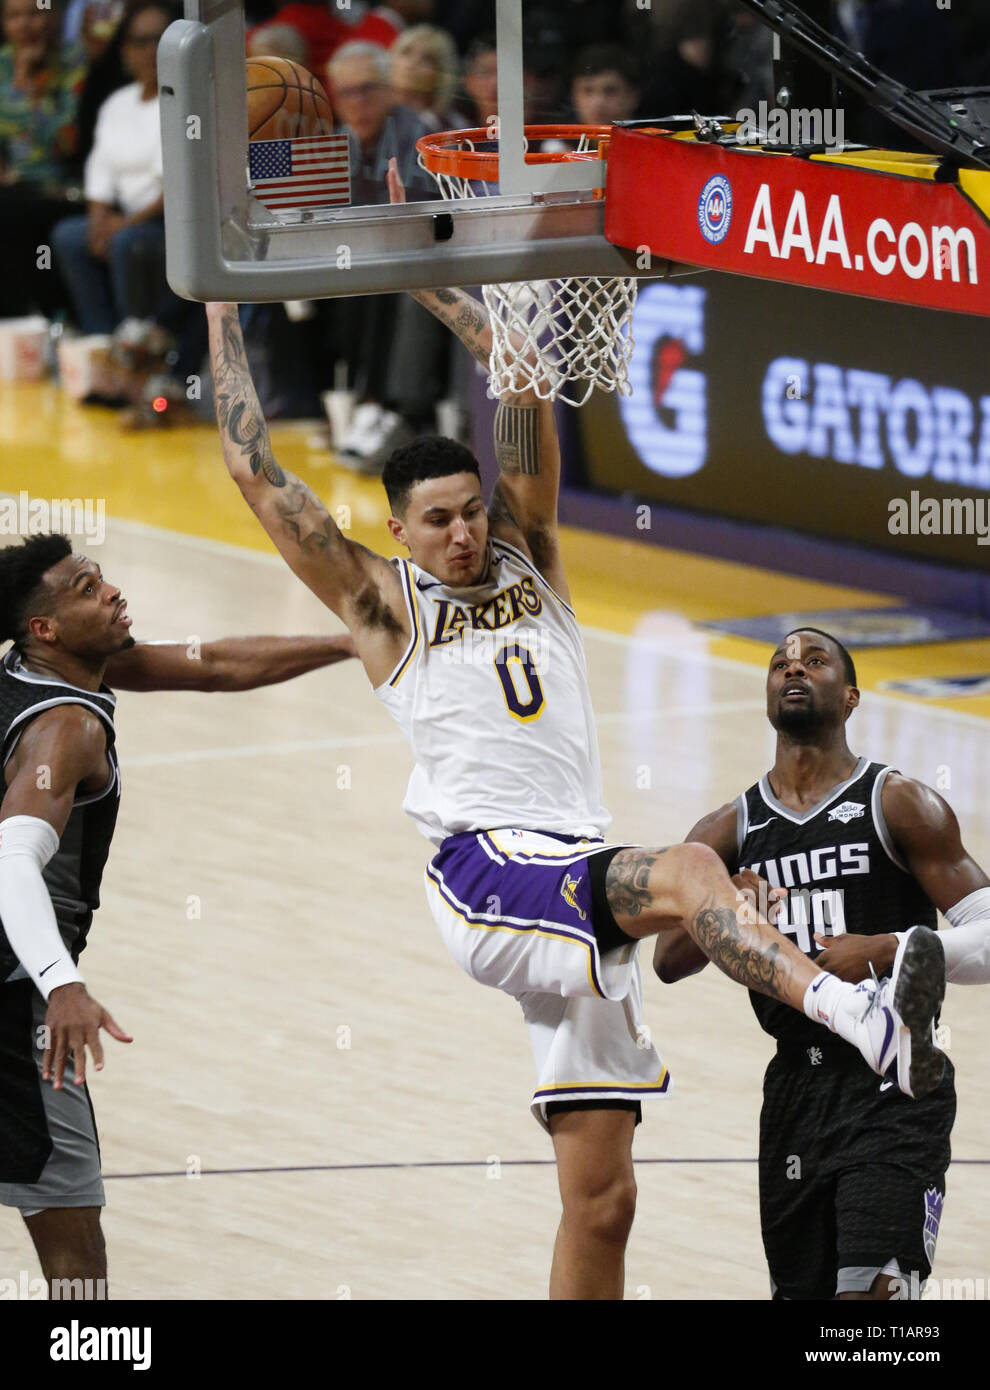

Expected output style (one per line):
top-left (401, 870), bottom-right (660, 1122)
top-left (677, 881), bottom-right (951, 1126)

top-left (891, 927), bottom-right (946, 1098)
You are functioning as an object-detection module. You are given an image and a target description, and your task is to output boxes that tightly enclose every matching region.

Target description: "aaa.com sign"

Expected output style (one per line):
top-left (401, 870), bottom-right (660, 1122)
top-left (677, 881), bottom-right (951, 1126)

top-left (605, 126), bottom-right (990, 317)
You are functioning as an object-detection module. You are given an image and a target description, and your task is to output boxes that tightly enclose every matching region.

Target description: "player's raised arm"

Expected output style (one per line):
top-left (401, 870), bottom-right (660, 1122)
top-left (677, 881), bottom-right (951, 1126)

top-left (104, 633), bottom-right (356, 692)
top-left (206, 303), bottom-right (408, 685)
top-left (386, 160), bottom-right (567, 598)
top-left (408, 281), bottom-right (565, 593)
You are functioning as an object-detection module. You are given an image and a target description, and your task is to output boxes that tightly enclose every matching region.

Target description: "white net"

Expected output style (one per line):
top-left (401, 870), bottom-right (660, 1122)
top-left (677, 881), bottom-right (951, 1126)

top-left (481, 277), bottom-right (637, 407)
top-left (419, 130), bottom-right (638, 407)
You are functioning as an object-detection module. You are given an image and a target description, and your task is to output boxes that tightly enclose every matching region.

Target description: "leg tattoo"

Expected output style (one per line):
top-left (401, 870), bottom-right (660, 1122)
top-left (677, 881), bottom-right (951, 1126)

top-left (692, 904), bottom-right (792, 1002)
top-left (605, 850), bottom-right (666, 919)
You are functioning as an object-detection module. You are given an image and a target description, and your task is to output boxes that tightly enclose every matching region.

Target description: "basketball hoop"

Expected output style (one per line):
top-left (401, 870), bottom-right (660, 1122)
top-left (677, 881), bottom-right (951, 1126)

top-left (416, 125), bottom-right (637, 407)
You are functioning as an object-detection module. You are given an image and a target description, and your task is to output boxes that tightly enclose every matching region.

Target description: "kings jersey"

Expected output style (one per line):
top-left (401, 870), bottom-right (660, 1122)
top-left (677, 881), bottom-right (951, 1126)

top-left (0, 648), bottom-right (121, 984)
top-left (735, 758), bottom-right (936, 1046)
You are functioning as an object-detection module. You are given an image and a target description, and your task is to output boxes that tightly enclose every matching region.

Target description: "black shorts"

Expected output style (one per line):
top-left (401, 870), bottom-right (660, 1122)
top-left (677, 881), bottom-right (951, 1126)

top-left (0, 980), bottom-right (104, 1210)
top-left (759, 1038), bottom-right (955, 1300)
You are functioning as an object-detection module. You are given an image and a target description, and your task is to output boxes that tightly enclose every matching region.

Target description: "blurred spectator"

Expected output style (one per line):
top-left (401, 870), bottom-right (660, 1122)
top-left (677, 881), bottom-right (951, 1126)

top-left (454, 25), bottom-right (566, 130)
top-left (352, 1), bottom-right (435, 51)
top-left (327, 39), bottom-right (433, 200)
top-left (0, 0), bottom-right (87, 319)
top-left (569, 44), bottom-right (642, 127)
top-left (246, 0), bottom-right (347, 71)
top-left (74, 0), bottom-right (142, 179)
top-left (390, 23), bottom-right (465, 131)
top-left (52, 1), bottom-right (170, 330)
top-left (0, 0), bottom-right (86, 185)
top-left (62, 0), bottom-right (125, 62)
top-left (246, 20), bottom-right (309, 66)
top-left (51, 1), bottom-right (203, 402)
top-left (539, 45), bottom-right (641, 155)
top-left (459, 30), bottom-right (497, 128)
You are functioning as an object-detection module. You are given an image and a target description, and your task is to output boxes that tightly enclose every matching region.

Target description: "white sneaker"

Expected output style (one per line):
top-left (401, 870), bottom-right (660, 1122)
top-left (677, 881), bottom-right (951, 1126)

top-left (851, 926), bottom-right (946, 1097)
top-left (338, 403), bottom-right (399, 459)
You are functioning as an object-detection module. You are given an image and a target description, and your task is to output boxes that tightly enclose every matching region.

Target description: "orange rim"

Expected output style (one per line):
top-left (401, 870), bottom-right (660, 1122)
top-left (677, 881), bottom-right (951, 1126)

top-left (416, 124), bottom-right (613, 182)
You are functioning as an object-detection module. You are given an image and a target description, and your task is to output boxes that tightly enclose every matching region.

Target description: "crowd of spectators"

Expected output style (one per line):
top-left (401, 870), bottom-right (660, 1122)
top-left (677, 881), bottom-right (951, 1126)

top-left (0, 1), bottom-right (987, 445)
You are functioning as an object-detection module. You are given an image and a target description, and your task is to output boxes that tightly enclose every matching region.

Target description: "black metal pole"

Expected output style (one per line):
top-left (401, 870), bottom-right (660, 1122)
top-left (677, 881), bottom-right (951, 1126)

top-left (771, 0), bottom-right (836, 116)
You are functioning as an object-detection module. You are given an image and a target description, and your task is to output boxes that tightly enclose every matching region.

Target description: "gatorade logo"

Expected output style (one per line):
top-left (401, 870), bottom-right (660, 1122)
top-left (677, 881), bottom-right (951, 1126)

top-left (618, 283), bottom-right (708, 478)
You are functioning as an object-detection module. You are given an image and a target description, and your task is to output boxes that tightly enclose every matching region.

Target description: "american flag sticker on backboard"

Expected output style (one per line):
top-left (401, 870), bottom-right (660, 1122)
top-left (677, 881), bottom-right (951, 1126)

top-left (248, 133), bottom-right (351, 211)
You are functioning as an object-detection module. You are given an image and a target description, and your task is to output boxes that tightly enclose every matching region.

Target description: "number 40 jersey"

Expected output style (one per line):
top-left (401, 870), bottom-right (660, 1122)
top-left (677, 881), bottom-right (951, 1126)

top-left (736, 757), bottom-right (937, 1045)
top-left (375, 539), bottom-right (611, 848)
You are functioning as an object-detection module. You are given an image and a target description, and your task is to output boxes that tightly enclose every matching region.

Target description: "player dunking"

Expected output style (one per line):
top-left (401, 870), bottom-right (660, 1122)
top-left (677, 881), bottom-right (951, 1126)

top-left (206, 271), bottom-right (946, 1298)
top-left (655, 628), bottom-right (990, 1299)
top-left (0, 533), bottom-right (355, 1297)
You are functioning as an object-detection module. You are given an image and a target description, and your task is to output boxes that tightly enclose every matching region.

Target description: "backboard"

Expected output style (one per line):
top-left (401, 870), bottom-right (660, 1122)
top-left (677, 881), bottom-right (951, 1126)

top-left (157, 0), bottom-right (676, 302)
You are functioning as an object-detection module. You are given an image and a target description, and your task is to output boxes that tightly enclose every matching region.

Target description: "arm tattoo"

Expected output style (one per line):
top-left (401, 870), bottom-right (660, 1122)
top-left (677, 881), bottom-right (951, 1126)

top-left (210, 306), bottom-right (286, 487)
top-left (455, 302), bottom-right (487, 337)
top-left (408, 287), bottom-right (491, 367)
top-left (692, 904), bottom-right (790, 1002)
top-left (208, 309), bottom-right (357, 567)
top-left (494, 401), bottom-right (540, 476)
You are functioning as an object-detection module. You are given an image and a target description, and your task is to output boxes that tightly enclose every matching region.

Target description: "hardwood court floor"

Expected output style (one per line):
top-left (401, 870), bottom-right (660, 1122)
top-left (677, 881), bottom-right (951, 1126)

top-left (1, 381), bottom-right (988, 1299)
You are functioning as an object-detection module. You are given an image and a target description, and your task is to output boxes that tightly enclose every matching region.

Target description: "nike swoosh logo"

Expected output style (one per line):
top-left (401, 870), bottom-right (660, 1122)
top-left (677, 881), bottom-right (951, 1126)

top-left (811, 976), bottom-right (828, 992)
top-left (748, 817), bottom-right (778, 832)
top-left (879, 1081), bottom-right (894, 1092)
top-left (39, 960), bottom-right (60, 977)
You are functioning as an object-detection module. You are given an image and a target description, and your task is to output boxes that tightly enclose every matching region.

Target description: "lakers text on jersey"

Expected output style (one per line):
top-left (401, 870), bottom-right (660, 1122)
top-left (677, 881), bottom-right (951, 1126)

top-left (374, 538), bottom-right (609, 847)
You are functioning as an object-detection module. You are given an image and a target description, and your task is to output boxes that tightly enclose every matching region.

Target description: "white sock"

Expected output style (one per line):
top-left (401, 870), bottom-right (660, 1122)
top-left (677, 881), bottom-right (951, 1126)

top-left (802, 971), bottom-right (857, 1037)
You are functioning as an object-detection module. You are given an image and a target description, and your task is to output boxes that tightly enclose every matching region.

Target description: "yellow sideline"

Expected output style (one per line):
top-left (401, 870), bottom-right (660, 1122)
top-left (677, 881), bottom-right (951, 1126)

top-left (3, 379), bottom-right (989, 717)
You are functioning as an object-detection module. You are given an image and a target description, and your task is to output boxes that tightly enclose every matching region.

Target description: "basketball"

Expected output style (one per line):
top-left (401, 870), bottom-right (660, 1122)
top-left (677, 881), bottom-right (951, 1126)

top-left (246, 55), bottom-right (333, 141)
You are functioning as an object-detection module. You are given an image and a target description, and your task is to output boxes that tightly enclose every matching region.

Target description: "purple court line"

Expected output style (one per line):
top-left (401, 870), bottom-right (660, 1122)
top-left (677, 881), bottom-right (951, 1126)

top-left (103, 1158), bottom-right (990, 1180)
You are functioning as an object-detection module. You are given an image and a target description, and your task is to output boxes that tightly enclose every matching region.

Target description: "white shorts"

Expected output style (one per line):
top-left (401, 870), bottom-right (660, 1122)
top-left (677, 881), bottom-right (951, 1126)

top-left (425, 828), bottom-right (671, 1129)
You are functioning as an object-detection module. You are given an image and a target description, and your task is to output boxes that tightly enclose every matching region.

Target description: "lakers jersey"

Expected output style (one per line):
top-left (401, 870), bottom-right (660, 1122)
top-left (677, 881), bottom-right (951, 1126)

top-left (737, 758), bottom-right (936, 1046)
top-left (375, 538), bottom-right (610, 846)
top-left (0, 648), bottom-right (121, 983)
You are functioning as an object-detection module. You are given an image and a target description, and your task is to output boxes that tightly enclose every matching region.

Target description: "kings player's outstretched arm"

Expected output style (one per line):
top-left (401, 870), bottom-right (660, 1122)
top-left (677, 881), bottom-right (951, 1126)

top-left (205, 302), bottom-right (409, 688)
